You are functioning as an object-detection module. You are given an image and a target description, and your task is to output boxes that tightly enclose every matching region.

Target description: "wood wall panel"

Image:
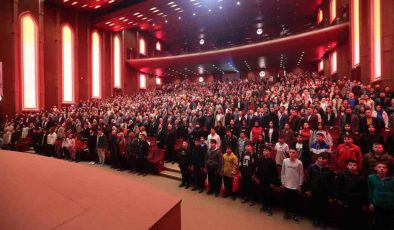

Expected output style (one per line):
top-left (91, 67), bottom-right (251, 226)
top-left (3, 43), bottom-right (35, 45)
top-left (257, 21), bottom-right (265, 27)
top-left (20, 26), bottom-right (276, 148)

top-left (123, 29), bottom-right (138, 95)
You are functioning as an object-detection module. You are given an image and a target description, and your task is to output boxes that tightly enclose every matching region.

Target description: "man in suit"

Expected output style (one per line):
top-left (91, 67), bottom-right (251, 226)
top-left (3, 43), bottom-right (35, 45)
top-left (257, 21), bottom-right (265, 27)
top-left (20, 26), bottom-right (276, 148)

top-left (305, 107), bottom-right (318, 131)
top-left (359, 109), bottom-right (381, 135)
top-left (278, 106), bottom-right (289, 130)
top-left (339, 107), bottom-right (359, 134)
top-left (289, 109), bottom-right (302, 132)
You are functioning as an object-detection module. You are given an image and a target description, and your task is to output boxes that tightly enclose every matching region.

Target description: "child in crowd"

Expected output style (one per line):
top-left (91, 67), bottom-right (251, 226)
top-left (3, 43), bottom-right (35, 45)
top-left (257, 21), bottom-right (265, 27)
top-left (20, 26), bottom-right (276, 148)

top-left (281, 149), bottom-right (303, 222)
top-left (222, 146), bottom-right (238, 199)
top-left (368, 162), bottom-right (394, 229)
top-left (335, 160), bottom-right (368, 229)
top-left (305, 153), bottom-right (335, 228)
top-left (255, 146), bottom-right (279, 216)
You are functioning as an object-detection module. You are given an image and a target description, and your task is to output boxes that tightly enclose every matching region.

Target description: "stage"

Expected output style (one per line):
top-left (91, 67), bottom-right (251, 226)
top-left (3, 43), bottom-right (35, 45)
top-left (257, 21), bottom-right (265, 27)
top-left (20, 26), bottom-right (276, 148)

top-left (0, 150), bottom-right (181, 230)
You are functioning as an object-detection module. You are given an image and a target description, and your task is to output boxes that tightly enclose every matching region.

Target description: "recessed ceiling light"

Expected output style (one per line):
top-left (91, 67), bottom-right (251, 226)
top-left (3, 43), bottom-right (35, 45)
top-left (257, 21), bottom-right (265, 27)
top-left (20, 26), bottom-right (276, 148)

top-left (137, 15), bottom-right (143, 17)
top-left (108, 0), bottom-right (115, 3)
top-left (208, 9), bottom-right (211, 12)
top-left (193, 13), bottom-right (196, 16)
top-left (150, 7), bottom-right (157, 10)
top-left (157, 12), bottom-right (163, 15)
top-left (193, 2), bottom-right (199, 5)
top-left (133, 12), bottom-right (140, 15)
top-left (95, 5), bottom-right (101, 9)
top-left (237, 1), bottom-right (240, 5)
top-left (219, 6), bottom-right (223, 9)
top-left (175, 8), bottom-right (181, 11)
top-left (170, 4), bottom-right (177, 8)
top-left (153, 9), bottom-right (159, 13)
top-left (165, 20), bottom-right (168, 23)
top-left (167, 2), bottom-right (175, 5)
top-left (178, 16), bottom-right (182, 20)
top-left (71, 1), bottom-right (78, 5)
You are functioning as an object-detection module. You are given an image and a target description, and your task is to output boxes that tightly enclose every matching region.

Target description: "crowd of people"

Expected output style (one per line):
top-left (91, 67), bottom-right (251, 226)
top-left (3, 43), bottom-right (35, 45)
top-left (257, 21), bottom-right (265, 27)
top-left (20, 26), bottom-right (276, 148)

top-left (1, 71), bottom-right (394, 229)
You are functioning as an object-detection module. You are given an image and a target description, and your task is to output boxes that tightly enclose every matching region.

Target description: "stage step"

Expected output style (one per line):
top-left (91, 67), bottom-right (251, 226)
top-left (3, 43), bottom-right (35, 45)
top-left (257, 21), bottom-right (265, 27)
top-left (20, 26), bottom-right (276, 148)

top-left (159, 170), bottom-right (182, 181)
top-left (163, 162), bottom-right (180, 173)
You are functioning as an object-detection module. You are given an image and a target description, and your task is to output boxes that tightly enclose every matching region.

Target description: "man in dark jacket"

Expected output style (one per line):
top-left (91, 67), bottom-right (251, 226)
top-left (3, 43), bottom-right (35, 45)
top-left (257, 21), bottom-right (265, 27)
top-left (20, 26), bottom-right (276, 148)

top-left (127, 131), bottom-right (139, 173)
top-left (178, 140), bottom-right (192, 188)
top-left (240, 143), bottom-right (258, 205)
top-left (205, 139), bottom-right (222, 197)
top-left (109, 130), bottom-right (119, 169)
top-left (359, 109), bottom-right (381, 135)
top-left (222, 130), bottom-right (238, 153)
top-left (292, 134), bottom-right (310, 167)
top-left (165, 124), bottom-right (177, 163)
top-left (137, 134), bottom-right (149, 175)
top-left (335, 159), bottom-right (368, 229)
top-left (305, 153), bottom-right (335, 228)
top-left (87, 129), bottom-right (97, 163)
top-left (255, 146), bottom-right (279, 215)
top-left (339, 107), bottom-right (359, 134)
top-left (191, 138), bottom-right (207, 193)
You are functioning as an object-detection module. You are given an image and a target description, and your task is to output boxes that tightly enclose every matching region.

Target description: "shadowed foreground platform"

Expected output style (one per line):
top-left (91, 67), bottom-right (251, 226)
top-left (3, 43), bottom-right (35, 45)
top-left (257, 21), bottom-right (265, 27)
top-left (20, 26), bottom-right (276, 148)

top-left (0, 150), bottom-right (181, 230)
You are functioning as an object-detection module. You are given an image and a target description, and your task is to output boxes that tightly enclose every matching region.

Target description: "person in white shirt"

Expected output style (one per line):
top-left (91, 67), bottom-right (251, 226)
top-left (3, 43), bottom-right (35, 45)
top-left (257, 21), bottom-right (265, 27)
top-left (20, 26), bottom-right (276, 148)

top-left (281, 149), bottom-right (303, 222)
top-left (207, 128), bottom-right (221, 150)
top-left (47, 128), bottom-right (57, 157)
top-left (275, 136), bottom-right (289, 166)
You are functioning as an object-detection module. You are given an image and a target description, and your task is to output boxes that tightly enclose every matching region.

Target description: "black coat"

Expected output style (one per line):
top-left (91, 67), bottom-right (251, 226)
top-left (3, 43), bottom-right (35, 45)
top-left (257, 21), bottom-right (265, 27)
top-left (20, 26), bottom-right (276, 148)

top-left (137, 140), bottom-right (149, 158)
top-left (191, 144), bottom-right (207, 169)
top-left (335, 171), bottom-right (368, 207)
top-left (306, 164), bottom-right (335, 194)
top-left (87, 134), bottom-right (97, 149)
top-left (256, 157), bottom-right (279, 186)
top-left (178, 148), bottom-right (192, 167)
top-left (264, 128), bottom-right (279, 145)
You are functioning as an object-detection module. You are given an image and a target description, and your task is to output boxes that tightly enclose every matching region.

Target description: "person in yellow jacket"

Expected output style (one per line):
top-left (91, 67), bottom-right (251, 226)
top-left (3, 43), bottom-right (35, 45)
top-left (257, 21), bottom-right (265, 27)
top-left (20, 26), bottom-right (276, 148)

top-left (222, 146), bottom-right (239, 200)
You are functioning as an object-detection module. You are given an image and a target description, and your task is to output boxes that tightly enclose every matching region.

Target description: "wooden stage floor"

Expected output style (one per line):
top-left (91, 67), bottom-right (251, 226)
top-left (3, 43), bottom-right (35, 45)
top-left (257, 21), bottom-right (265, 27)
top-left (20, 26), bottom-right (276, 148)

top-left (0, 150), bottom-right (181, 230)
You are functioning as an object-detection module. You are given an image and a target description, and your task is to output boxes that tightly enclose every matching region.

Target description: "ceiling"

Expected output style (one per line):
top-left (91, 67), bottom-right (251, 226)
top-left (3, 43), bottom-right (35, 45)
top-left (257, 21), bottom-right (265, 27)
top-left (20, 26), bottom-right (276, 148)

top-left (91, 0), bottom-right (323, 49)
top-left (52, 0), bottom-right (349, 76)
top-left (127, 23), bottom-right (348, 77)
top-left (49, 0), bottom-right (123, 10)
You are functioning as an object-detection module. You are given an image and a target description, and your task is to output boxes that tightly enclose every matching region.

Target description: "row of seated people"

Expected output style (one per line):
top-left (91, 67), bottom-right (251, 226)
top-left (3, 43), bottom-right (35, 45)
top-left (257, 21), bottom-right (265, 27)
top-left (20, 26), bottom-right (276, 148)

top-left (1, 71), bottom-right (394, 229)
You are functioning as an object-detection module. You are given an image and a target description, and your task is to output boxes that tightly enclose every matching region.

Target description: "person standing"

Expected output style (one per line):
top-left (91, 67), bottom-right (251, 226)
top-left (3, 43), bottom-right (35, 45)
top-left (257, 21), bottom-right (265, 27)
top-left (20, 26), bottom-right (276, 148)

top-left (96, 129), bottom-right (107, 165)
top-left (305, 153), bottom-right (335, 228)
top-left (205, 139), bottom-right (222, 197)
top-left (191, 138), bottom-right (207, 193)
top-left (255, 146), bottom-right (279, 216)
top-left (240, 143), bottom-right (258, 205)
top-left (127, 131), bottom-right (139, 173)
top-left (281, 149), bottom-right (303, 222)
top-left (335, 160), bottom-right (368, 229)
top-left (363, 143), bottom-right (394, 176)
top-left (222, 146), bottom-right (238, 199)
top-left (368, 162), bottom-right (394, 229)
top-left (178, 140), bottom-right (192, 189)
top-left (137, 134), bottom-right (149, 176)
top-left (109, 130), bottom-right (119, 169)
top-left (165, 124), bottom-right (177, 163)
top-left (87, 129), bottom-right (97, 163)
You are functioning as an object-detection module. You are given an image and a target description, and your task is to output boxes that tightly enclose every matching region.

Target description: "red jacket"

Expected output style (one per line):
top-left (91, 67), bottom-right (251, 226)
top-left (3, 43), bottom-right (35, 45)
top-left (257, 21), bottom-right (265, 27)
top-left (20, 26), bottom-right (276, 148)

top-left (335, 143), bottom-right (362, 173)
top-left (250, 127), bottom-right (263, 143)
